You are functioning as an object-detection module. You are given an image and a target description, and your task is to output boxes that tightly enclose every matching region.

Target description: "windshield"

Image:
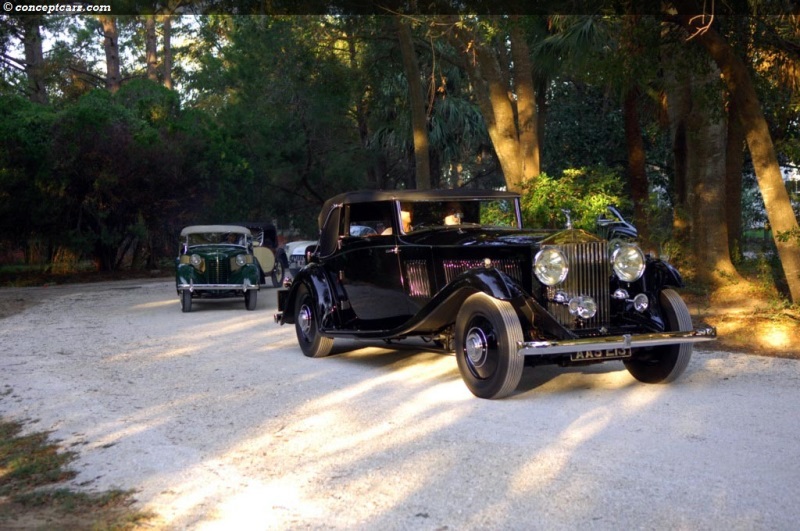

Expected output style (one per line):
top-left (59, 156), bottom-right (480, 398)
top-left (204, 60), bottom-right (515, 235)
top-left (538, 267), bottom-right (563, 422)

top-left (404, 198), bottom-right (519, 233)
top-left (187, 232), bottom-right (247, 246)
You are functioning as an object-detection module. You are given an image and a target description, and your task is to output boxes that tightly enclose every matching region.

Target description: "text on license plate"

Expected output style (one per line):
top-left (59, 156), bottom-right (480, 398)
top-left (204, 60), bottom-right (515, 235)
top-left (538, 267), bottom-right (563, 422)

top-left (570, 348), bottom-right (632, 361)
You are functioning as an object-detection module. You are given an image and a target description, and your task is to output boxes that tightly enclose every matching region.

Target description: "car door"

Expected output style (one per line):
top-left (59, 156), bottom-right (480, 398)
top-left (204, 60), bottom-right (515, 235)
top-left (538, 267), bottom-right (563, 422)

top-left (333, 202), bottom-right (412, 328)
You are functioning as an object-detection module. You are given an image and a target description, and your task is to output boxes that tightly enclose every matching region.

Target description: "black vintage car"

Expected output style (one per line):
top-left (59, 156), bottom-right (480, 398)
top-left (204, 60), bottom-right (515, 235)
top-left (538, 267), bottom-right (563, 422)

top-left (274, 190), bottom-right (716, 399)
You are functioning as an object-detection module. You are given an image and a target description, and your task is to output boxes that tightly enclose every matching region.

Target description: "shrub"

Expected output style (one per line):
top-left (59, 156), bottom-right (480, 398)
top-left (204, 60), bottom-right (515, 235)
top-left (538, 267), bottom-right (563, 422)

top-left (520, 166), bottom-right (629, 230)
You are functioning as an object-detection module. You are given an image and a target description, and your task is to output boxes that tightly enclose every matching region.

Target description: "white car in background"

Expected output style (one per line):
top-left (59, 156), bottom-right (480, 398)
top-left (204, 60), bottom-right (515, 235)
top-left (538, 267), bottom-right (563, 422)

top-left (284, 240), bottom-right (317, 278)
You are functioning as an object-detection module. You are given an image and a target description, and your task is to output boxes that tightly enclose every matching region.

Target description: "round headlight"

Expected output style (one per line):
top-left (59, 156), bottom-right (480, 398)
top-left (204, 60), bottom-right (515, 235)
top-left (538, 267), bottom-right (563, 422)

top-left (190, 254), bottom-right (202, 267)
top-left (612, 244), bottom-right (645, 282)
top-left (235, 254), bottom-right (246, 266)
top-left (534, 247), bottom-right (568, 286)
top-left (633, 293), bottom-right (649, 312)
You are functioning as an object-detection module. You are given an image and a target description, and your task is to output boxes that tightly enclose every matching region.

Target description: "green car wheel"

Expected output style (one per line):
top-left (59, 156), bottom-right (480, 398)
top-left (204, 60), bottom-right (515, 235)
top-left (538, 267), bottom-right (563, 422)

top-left (181, 290), bottom-right (192, 313)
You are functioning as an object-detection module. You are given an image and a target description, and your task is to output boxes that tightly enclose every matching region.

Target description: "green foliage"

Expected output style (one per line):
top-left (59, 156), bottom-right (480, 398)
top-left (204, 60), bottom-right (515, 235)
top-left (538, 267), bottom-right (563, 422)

top-left (0, 77), bottom-right (251, 270)
top-left (184, 16), bottom-right (371, 235)
top-left (480, 200), bottom-right (518, 227)
top-left (2, 12), bottom-right (799, 281)
top-left (115, 79), bottom-right (180, 127)
top-left (776, 227), bottom-right (800, 245)
top-left (520, 166), bottom-right (628, 230)
top-left (541, 81), bottom-right (626, 177)
top-left (0, 95), bottom-right (57, 249)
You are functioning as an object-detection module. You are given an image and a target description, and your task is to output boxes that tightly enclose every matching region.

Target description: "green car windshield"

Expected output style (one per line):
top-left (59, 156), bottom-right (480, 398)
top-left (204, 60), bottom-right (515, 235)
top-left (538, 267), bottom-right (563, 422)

top-left (187, 232), bottom-right (248, 246)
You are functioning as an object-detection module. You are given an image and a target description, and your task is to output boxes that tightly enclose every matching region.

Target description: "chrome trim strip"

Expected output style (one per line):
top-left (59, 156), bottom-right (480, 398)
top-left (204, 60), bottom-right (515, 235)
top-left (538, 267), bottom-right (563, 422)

top-left (177, 284), bottom-right (259, 291)
top-left (517, 327), bottom-right (717, 356)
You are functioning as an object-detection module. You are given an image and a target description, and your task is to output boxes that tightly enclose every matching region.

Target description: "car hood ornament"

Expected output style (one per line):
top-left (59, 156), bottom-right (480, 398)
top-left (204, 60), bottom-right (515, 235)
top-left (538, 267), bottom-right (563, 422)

top-left (561, 209), bottom-right (573, 230)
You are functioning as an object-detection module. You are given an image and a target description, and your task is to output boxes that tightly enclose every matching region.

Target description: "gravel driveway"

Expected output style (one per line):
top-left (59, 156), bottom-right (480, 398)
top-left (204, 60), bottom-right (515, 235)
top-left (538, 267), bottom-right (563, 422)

top-left (1, 279), bottom-right (799, 529)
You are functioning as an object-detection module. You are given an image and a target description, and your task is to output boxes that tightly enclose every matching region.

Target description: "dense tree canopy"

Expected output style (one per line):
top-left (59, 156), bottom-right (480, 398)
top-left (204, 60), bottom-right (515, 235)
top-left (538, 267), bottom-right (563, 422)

top-left (1, 6), bottom-right (799, 301)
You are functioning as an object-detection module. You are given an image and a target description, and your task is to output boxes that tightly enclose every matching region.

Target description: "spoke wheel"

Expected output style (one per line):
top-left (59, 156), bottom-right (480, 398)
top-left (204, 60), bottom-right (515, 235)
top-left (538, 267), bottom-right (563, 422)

top-left (624, 288), bottom-right (693, 384)
top-left (272, 257), bottom-right (287, 287)
top-left (455, 293), bottom-right (524, 399)
top-left (294, 285), bottom-right (334, 358)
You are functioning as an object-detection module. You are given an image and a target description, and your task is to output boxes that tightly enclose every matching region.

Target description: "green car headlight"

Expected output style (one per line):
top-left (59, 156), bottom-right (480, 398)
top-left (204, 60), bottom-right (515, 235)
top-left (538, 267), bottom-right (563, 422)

top-left (188, 254), bottom-right (205, 273)
top-left (612, 243), bottom-right (645, 282)
top-left (231, 254), bottom-right (253, 271)
top-left (534, 247), bottom-right (568, 286)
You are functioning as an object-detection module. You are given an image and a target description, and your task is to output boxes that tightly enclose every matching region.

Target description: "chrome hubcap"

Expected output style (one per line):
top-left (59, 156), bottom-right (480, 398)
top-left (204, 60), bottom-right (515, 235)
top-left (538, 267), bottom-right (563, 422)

top-left (465, 327), bottom-right (488, 367)
top-left (298, 304), bottom-right (312, 338)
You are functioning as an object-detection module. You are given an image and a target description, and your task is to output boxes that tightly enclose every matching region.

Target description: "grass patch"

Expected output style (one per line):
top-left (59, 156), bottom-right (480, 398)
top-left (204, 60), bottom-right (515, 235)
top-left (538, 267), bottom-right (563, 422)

top-left (0, 417), bottom-right (154, 529)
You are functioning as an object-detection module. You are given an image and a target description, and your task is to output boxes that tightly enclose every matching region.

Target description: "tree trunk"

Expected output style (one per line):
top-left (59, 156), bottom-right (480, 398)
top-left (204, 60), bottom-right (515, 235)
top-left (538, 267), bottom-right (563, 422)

top-left (145, 15), bottom-right (159, 82)
top-left (688, 21), bottom-right (800, 302)
top-left (469, 43), bottom-right (524, 192)
top-left (443, 18), bottom-right (542, 193)
top-left (446, 20), bottom-right (530, 194)
top-left (22, 17), bottom-right (48, 104)
top-left (509, 18), bottom-right (540, 181)
top-left (664, 54), bottom-right (692, 251)
top-left (396, 16), bottom-right (431, 190)
top-left (162, 15), bottom-right (173, 90)
top-left (725, 97), bottom-right (745, 263)
top-left (536, 77), bottom-right (548, 165)
top-left (99, 16), bottom-right (121, 93)
top-left (344, 19), bottom-right (378, 189)
top-left (623, 87), bottom-right (651, 247)
top-left (684, 66), bottom-right (739, 285)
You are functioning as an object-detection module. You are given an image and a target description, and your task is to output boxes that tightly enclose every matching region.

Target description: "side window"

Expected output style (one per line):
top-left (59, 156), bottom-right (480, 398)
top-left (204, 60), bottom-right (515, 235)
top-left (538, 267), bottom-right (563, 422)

top-left (346, 202), bottom-right (393, 237)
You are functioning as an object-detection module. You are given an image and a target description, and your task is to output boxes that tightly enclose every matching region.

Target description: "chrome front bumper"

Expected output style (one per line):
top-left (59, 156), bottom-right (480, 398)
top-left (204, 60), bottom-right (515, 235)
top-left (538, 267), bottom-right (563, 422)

top-left (517, 326), bottom-right (717, 356)
top-left (177, 281), bottom-right (258, 292)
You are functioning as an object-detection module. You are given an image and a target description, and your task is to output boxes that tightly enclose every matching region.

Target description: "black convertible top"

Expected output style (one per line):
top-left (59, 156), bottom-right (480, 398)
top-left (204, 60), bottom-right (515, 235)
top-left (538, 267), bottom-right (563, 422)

top-left (318, 189), bottom-right (519, 229)
top-left (232, 221), bottom-right (278, 248)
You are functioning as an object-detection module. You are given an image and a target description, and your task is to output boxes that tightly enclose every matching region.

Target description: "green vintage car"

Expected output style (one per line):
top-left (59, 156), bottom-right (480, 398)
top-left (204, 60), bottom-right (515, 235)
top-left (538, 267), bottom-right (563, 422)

top-left (176, 225), bottom-right (261, 312)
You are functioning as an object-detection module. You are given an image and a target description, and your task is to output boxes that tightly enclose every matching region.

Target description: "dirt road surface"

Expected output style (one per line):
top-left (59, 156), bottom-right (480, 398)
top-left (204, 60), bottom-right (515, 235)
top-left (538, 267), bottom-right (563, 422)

top-left (1, 279), bottom-right (799, 529)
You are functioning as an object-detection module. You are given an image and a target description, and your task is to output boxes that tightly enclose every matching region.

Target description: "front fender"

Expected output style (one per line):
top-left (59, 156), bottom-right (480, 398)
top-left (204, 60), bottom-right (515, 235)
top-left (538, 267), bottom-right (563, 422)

top-left (642, 258), bottom-right (684, 291)
top-left (449, 267), bottom-right (575, 341)
top-left (392, 266), bottom-right (531, 336)
top-left (277, 264), bottom-right (336, 326)
top-left (176, 263), bottom-right (197, 290)
top-left (446, 266), bottom-right (527, 301)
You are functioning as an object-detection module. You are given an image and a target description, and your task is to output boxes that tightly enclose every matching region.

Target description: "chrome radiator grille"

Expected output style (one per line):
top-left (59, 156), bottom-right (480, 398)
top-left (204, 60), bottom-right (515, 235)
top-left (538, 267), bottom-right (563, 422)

top-left (547, 241), bottom-right (610, 329)
top-left (206, 256), bottom-right (231, 284)
top-left (443, 259), bottom-right (525, 284)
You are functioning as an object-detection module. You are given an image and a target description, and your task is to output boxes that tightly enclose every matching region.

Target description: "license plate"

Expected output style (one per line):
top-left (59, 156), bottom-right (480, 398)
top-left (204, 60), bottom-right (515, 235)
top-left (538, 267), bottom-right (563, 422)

top-left (570, 348), bottom-right (632, 361)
